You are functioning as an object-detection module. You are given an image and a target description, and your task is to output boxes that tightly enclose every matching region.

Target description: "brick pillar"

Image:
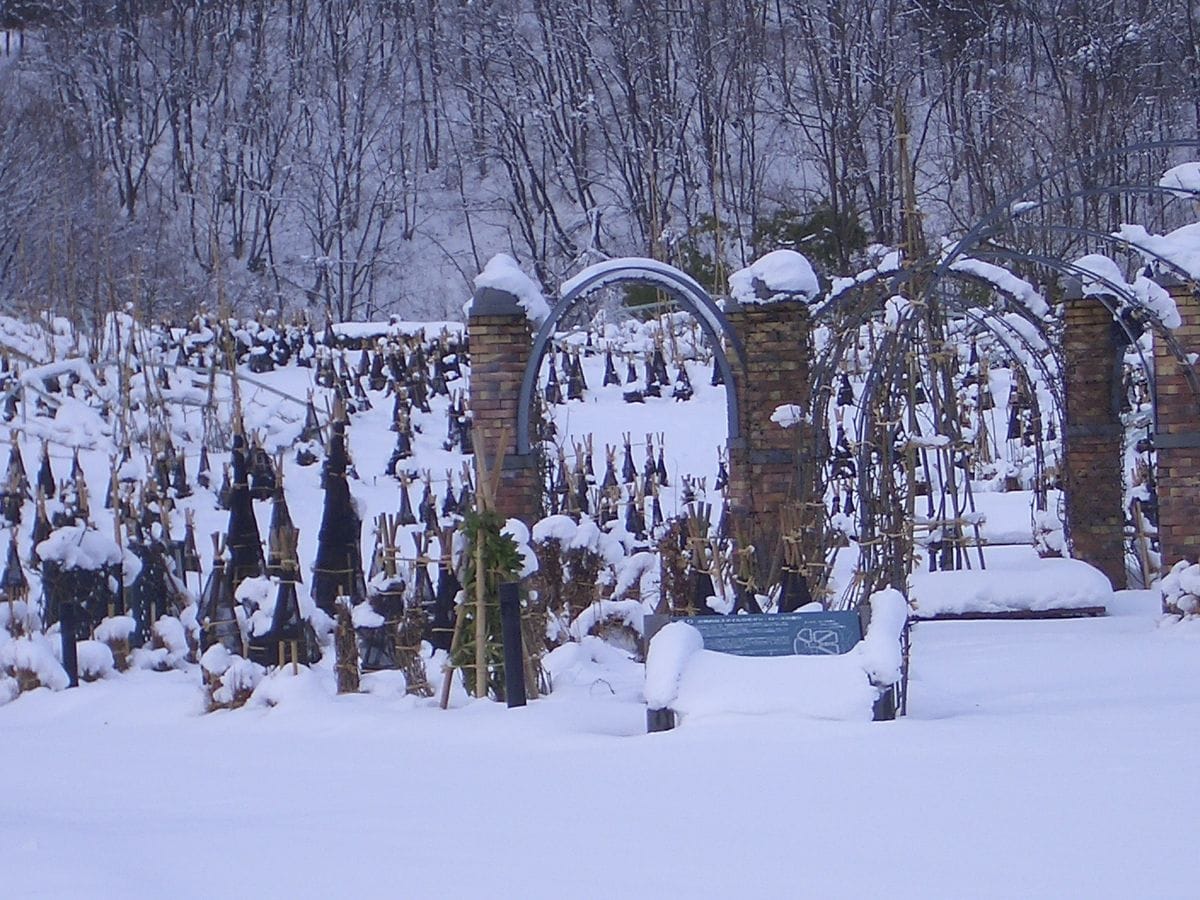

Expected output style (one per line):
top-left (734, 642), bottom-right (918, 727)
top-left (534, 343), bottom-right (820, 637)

top-left (1154, 278), bottom-right (1200, 569)
top-left (1062, 287), bottom-right (1126, 589)
top-left (468, 287), bottom-right (541, 525)
top-left (724, 297), bottom-right (813, 535)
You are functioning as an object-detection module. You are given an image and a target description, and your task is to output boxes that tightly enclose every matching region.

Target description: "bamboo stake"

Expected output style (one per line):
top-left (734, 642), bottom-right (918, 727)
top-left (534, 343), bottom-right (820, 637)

top-left (473, 524), bottom-right (487, 698)
top-left (439, 601), bottom-right (468, 710)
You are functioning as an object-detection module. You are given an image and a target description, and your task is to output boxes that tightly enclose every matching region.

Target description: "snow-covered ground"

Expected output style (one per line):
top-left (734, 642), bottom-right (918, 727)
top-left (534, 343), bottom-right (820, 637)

top-left (1, 303), bottom-right (1192, 897)
top-left (2, 591), bottom-right (1197, 899)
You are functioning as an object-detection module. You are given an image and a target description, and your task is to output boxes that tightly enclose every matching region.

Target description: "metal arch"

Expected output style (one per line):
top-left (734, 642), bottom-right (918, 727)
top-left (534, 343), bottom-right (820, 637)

top-left (938, 138), bottom-right (1200, 277)
top-left (810, 264), bottom-right (1061, 402)
top-left (515, 260), bottom-right (748, 456)
top-left (1005, 218), bottom-right (1200, 290)
top-left (969, 247), bottom-right (1200, 423)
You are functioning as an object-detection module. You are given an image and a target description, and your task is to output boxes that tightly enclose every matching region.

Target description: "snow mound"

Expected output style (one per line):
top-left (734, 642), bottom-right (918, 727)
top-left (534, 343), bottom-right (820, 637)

top-left (1161, 559), bottom-right (1200, 616)
top-left (474, 254), bottom-right (549, 325)
top-left (729, 250), bottom-right (819, 304)
top-left (643, 621), bottom-right (704, 710)
top-left (0, 635), bottom-right (69, 692)
top-left (532, 514), bottom-right (577, 544)
top-left (909, 557), bottom-right (1112, 616)
top-left (853, 588), bottom-right (908, 686)
top-left (78, 640), bottom-right (115, 680)
top-left (569, 598), bottom-right (652, 641)
top-left (95, 615), bottom-right (137, 644)
top-left (1116, 222), bottom-right (1200, 285)
top-left (36, 525), bottom-right (122, 571)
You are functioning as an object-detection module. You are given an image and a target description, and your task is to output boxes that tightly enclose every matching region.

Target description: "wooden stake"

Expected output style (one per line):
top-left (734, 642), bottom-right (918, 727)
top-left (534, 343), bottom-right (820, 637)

top-left (473, 520), bottom-right (487, 698)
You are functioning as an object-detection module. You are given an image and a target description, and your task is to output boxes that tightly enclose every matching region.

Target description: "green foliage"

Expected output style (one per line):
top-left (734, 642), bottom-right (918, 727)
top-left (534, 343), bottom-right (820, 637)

top-left (453, 508), bottom-right (523, 698)
top-left (622, 215), bottom-right (725, 309)
top-left (753, 204), bottom-right (867, 271)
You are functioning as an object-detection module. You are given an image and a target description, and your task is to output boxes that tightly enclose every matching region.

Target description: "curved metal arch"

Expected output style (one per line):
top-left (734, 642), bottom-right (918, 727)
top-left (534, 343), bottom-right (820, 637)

top-left (938, 138), bottom-right (1200, 277)
top-left (516, 258), bottom-right (748, 455)
top-left (969, 247), bottom-right (1200, 422)
top-left (1004, 218), bottom-right (1200, 294)
top-left (811, 264), bottom-right (1059, 387)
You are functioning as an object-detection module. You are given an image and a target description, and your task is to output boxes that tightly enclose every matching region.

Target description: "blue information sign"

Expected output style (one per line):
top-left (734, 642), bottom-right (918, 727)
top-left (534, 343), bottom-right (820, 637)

top-left (644, 611), bottom-right (863, 657)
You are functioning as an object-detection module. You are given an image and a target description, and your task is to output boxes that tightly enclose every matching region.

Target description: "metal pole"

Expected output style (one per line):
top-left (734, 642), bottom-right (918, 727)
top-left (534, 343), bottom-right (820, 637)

top-left (498, 582), bottom-right (526, 708)
top-left (59, 601), bottom-right (79, 688)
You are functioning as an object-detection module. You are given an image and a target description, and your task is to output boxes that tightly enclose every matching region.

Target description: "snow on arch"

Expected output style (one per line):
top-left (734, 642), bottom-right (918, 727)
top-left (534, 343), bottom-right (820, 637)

top-left (1071, 251), bottom-right (1181, 330)
top-left (943, 255), bottom-right (1051, 319)
top-left (515, 256), bottom-right (745, 455)
top-left (1158, 162), bottom-right (1200, 199)
top-left (557, 256), bottom-right (727, 337)
top-left (1115, 222), bottom-right (1200, 286)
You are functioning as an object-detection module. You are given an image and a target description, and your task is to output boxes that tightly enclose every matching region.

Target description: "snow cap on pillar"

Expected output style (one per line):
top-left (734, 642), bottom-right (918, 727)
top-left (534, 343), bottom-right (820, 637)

top-left (1072, 252), bottom-right (1181, 329)
top-left (727, 249), bottom-right (820, 308)
top-left (470, 254), bottom-right (550, 325)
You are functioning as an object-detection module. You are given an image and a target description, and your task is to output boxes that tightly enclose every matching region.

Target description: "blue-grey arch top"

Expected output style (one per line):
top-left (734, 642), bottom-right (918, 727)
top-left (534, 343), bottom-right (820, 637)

top-left (515, 258), bottom-right (748, 456)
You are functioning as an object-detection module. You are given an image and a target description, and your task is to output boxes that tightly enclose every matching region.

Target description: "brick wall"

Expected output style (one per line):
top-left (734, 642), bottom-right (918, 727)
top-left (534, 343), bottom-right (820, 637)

top-left (725, 300), bottom-right (813, 534)
top-left (467, 301), bottom-right (541, 525)
top-left (1062, 293), bottom-right (1126, 589)
top-left (1154, 280), bottom-right (1200, 568)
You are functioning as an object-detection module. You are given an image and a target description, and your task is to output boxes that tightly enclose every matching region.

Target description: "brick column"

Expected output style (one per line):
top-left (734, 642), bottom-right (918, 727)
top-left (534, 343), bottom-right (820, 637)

top-left (1062, 286), bottom-right (1126, 589)
top-left (1154, 278), bottom-right (1200, 569)
top-left (468, 287), bottom-right (541, 525)
top-left (724, 297), bottom-right (813, 535)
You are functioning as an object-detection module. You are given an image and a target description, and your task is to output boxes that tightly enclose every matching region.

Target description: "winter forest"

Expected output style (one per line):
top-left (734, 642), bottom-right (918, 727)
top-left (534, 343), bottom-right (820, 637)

top-left (2, 0), bottom-right (1199, 323)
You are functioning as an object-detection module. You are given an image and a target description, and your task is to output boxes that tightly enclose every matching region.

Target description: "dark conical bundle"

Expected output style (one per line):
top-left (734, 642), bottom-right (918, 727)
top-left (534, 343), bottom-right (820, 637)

top-left (300, 397), bottom-right (323, 444)
top-left (396, 476), bottom-right (417, 526)
top-left (6, 434), bottom-right (29, 496)
top-left (266, 477), bottom-right (300, 581)
top-left (125, 537), bottom-right (185, 646)
top-left (30, 492), bottom-right (52, 561)
top-left (545, 361), bottom-right (564, 405)
top-left (197, 445), bottom-right (211, 489)
top-left (567, 352), bottom-right (586, 400)
top-left (710, 353), bottom-right (724, 386)
top-left (36, 441), bottom-right (55, 499)
top-left (1, 534), bottom-right (28, 603)
top-left (311, 420), bottom-right (367, 616)
top-left (249, 512), bottom-right (320, 668)
top-left (837, 374), bottom-right (855, 407)
top-left (652, 345), bottom-right (670, 386)
top-left (643, 357), bottom-right (660, 397)
top-left (672, 364), bottom-right (693, 401)
top-left (603, 349), bottom-right (620, 386)
top-left (225, 435), bottom-right (265, 592)
top-left (621, 439), bottom-right (636, 485)
top-left (248, 442), bottom-right (277, 501)
top-left (171, 452), bottom-right (191, 498)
